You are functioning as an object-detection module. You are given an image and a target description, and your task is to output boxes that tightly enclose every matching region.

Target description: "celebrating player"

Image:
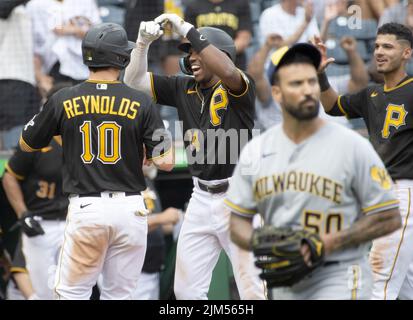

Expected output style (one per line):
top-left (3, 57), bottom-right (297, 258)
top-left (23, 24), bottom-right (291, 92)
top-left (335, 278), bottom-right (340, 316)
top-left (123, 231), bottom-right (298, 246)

top-left (226, 43), bottom-right (401, 299)
top-left (124, 14), bottom-right (266, 299)
top-left (314, 22), bottom-right (413, 300)
top-left (19, 23), bottom-right (173, 300)
top-left (2, 136), bottom-right (67, 300)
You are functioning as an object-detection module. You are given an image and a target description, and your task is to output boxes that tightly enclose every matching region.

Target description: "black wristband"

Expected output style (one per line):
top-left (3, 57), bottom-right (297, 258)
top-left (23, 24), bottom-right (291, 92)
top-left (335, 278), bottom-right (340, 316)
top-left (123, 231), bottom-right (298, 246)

top-left (186, 27), bottom-right (210, 53)
top-left (318, 72), bottom-right (331, 92)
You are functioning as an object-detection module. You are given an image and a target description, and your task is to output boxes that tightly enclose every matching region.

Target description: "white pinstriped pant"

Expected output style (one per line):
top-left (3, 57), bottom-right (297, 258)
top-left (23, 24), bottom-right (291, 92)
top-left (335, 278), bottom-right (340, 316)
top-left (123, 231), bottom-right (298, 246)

top-left (370, 180), bottom-right (413, 300)
top-left (173, 178), bottom-right (267, 300)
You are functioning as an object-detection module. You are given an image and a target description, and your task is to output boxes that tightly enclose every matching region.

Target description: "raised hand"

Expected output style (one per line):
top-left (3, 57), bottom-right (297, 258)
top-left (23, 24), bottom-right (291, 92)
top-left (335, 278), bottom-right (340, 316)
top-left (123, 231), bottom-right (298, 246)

top-left (310, 35), bottom-right (335, 72)
top-left (154, 13), bottom-right (193, 38)
top-left (137, 21), bottom-right (164, 45)
top-left (340, 36), bottom-right (357, 52)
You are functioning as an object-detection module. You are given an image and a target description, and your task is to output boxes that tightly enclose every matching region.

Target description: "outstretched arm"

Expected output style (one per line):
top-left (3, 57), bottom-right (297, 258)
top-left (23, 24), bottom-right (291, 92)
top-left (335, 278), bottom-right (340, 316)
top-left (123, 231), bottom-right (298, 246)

top-left (247, 34), bottom-right (283, 104)
top-left (124, 22), bottom-right (163, 98)
top-left (340, 37), bottom-right (369, 93)
top-left (154, 14), bottom-right (245, 93)
top-left (310, 35), bottom-right (339, 112)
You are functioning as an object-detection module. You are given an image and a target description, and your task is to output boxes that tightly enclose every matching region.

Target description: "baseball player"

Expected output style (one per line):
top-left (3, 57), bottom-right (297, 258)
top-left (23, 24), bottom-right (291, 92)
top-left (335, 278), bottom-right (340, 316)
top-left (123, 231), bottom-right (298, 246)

top-left (19, 23), bottom-right (173, 300)
top-left (124, 14), bottom-right (266, 299)
top-left (226, 43), bottom-right (401, 299)
top-left (7, 237), bottom-right (36, 300)
top-left (314, 22), bottom-right (413, 300)
top-left (2, 137), bottom-right (67, 300)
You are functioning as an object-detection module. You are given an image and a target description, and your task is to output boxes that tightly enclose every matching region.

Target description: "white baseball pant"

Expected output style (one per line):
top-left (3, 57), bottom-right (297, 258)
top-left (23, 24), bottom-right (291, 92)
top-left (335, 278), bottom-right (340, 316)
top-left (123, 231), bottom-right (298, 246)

top-left (54, 192), bottom-right (148, 300)
top-left (22, 219), bottom-right (66, 300)
top-left (132, 272), bottom-right (160, 300)
top-left (370, 180), bottom-right (413, 299)
top-left (174, 178), bottom-right (266, 300)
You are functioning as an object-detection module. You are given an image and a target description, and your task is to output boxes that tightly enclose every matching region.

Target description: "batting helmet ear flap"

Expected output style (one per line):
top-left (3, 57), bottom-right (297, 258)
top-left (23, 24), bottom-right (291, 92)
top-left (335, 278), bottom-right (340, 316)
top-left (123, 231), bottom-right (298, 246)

top-left (179, 55), bottom-right (192, 75)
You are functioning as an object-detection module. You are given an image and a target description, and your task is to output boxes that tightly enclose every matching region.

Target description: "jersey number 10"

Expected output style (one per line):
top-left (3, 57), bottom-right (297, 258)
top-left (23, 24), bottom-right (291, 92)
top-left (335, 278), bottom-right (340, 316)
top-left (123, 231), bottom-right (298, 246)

top-left (79, 121), bottom-right (121, 164)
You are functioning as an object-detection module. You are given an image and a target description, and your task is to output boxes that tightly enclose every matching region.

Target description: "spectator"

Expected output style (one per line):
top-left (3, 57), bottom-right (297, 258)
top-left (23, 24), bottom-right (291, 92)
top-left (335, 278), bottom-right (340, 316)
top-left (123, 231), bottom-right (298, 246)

top-left (26, 0), bottom-right (101, 97)
top-left (0, 0), bottom-right (40, 150)
top-left (320, 0), bottom-right (348, 42)
top-left (354, 0), bottom-right (394, 22)
top-left (379, 0), bottom-right (413, 28)
top-left (247, 33), bottom-right (283, 130)
top-left (259, 0), bottom-right (320, 47)
top-left (184, 0), bottom-right (253, 70)
top-left (248, 34), bottom-right (368, 130)
top-left (325, 36), bottom-right (370, 95)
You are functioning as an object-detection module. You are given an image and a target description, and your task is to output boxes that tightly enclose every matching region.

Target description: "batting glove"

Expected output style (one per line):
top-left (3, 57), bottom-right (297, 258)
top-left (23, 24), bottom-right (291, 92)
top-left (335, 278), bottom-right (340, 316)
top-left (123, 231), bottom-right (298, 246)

top-left (137, 21), bottom-right (164, 46)
top-left (154, 13), bottom-right (193, 38)
top-left (19, 212), bottom-right (45, 237)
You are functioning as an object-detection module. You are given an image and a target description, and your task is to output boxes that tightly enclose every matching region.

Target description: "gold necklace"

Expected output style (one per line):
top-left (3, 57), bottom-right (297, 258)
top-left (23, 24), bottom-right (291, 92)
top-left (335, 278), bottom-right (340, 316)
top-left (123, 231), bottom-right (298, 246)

top-left (195, 84), bottom-right (206, 113)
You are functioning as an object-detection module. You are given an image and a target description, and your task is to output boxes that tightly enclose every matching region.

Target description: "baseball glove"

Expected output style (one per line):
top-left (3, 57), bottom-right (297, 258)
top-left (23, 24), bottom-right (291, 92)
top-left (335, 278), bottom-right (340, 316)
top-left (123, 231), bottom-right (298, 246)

top-left (251, 226), bottom-right (325, 288)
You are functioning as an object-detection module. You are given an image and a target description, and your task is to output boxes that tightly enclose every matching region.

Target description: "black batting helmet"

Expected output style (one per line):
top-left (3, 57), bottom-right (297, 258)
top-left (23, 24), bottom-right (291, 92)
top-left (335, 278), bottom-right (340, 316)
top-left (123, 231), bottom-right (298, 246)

top-left (178, 27), bottom-right (236, 75)
top-left (82, 23), bottom-right (136, 69)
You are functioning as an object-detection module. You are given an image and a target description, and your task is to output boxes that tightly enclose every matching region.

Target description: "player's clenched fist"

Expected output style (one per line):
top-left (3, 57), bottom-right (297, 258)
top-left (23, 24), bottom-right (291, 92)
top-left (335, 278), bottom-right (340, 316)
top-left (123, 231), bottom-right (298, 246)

top-left (154, 13), bottom-right (194, 38)
top-left (137, 21), bottom-right (164, 46)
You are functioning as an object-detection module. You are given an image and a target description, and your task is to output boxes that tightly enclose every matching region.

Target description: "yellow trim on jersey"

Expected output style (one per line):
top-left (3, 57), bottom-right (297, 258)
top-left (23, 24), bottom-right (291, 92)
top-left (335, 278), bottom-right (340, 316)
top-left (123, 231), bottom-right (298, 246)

top-left (227, 69), bottom-right (249, 98)
top-left (146, 147), bottom-right (172, 161)
top-left (362, 200), bottom-right (399, 214)
top-left (336, 95), bottom-right (349, 118)
top-left (40, 146), bottom-right (53, 153)
top-left (5, 163), bottom-right (25, 180)
top-left (10, 267), bottom-right (28, 274)
top-left (149, 72), bottom-right (157, 103)
top-left (212, 80), bottom-right (222, 90)
top-left (384, 188), bottom-right (411, 300)
top-left (53, 135), bottom-right (62, 146)
top-left (86, 79), bottom-right (121, 84)
top-left (384, 78), bottom-right (413, 92)
top-left (351, 265), bottom-right (359, 300)
top-left (19, 135), bottom-right (40, 152)
top-left (187, 88), bottom-right (197, 94)
top-left (224, 199), bottom-right (256, 215)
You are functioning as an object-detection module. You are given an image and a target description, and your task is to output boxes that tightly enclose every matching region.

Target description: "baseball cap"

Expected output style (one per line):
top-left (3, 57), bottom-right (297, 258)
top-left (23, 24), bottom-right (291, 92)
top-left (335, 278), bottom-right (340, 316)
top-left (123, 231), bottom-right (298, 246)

top-left (267, 43), bottom-right (321, 85)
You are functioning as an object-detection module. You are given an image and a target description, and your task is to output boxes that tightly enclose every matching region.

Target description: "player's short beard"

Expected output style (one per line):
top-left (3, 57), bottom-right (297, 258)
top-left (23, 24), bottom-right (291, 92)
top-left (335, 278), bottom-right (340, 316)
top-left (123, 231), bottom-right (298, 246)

top-left (284, 98), bottom-right (320, 121)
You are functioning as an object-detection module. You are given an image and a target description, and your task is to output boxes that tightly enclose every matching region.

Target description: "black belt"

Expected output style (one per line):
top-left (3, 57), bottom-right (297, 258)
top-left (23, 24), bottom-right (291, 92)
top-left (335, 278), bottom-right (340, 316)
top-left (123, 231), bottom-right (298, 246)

top-left (198, 181), bottom-right (229, 194)
top-left (79, 192), bottom-right (141, 198)
top-left (42, 214), bottom-right (67, 221)
top-left (323, 261), bottom-right (340, 267)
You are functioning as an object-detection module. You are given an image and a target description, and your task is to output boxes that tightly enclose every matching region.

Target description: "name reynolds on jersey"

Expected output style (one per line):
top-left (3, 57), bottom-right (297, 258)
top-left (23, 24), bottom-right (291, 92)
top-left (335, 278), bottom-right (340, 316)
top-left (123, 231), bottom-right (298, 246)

top-left (62, 96), bottom-right (140, 120)
top-left (254, 171), bottom-right (343, 204)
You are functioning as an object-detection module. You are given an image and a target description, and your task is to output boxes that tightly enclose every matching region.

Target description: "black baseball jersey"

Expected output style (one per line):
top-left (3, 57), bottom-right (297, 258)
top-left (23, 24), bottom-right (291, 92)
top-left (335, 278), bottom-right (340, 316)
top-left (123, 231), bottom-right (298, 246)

top-left (20, 80), bottom-right (170, 195)
top-left (141, 178), bottom-right (165, 273)
top-left (328, 76), bottom-right (413, 180)
top-left (6, 138), bottom-right (68, 219)
top-left (150, 71), bottom-right (255, 180)
top-left (10, 237), bottom-right (26, 273)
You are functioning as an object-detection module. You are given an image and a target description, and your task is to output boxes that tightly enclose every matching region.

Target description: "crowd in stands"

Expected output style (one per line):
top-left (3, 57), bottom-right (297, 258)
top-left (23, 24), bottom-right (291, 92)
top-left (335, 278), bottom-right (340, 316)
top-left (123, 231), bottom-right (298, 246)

top-left (1, 0), bottom-right (413, 150)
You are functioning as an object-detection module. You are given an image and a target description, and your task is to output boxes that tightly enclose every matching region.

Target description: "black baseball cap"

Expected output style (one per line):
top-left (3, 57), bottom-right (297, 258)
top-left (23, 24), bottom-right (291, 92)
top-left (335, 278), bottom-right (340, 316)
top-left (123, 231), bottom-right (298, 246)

top-left (267, 43), bottom-right (321, 85)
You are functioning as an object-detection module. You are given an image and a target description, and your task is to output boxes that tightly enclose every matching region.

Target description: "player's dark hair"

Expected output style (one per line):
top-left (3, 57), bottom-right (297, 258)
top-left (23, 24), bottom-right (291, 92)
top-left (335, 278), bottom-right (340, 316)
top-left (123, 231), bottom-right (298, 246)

top-left (377, 23), bottom-right (413, 48)
top-left (88, 66), bottom-right (115, 73)
top-left (272, 54), bottom-right (316, 85)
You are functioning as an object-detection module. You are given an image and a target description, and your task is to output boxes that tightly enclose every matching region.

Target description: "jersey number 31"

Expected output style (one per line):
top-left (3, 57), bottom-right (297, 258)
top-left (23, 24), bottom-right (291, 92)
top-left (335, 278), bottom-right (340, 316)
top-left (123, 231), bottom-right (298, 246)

top-left (79, 121), bottom-right (121, 164)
